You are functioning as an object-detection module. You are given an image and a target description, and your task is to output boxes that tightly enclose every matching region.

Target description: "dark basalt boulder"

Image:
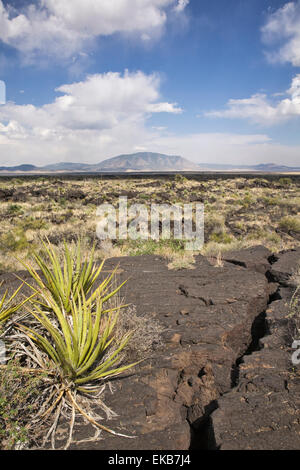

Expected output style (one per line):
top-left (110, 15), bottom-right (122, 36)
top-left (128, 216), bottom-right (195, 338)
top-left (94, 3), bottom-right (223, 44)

top-left (210, 249), bottom-right (300, 450)
top-left (210, 297), bottom-right (300, 450)
top-left (0, 188), bottom-right (13, 200)
top-left (221, 245), bottom-right (272, 274)
top-left (268, 248), bottom-right (300, 286)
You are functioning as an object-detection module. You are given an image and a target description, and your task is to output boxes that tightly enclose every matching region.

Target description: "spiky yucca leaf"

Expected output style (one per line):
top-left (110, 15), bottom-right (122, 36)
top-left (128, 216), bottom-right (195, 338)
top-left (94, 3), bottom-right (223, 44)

top-left (18, 238), bottom-right (127, 313)
top-left (0, 282), bottom-right (31, 326)
top-left (18, 289), bottom-right (138, 386)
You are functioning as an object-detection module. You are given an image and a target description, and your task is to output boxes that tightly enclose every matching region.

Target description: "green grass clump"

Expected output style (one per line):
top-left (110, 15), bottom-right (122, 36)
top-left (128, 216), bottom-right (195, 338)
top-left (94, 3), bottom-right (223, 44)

top-left (20, 217), bottom-right (48, 231)
top-left (262, 196), bottom-right (280, 206)
top-left (0, 230), bottom-right (28, 253)
top-left (7, 204), bottom-right (24, 216)
top-left (242, 195), bottom-right (255, 207)
top-left (0, 359), bottom-right (47, 450)
top-left (124, 238), bottom-right (185, 256)
top-left (209, 232), bottom-right (233, 244)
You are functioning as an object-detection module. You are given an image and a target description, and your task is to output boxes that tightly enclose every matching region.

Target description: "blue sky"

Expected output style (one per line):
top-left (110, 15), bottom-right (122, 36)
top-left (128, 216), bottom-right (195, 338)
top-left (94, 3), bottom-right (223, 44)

top-left (0, 0), bottom-right (300, 166)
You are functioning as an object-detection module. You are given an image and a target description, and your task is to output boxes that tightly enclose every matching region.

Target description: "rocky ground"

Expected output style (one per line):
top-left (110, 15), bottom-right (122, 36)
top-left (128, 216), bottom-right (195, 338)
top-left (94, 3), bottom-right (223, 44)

top-left (1, 245), bottom-right (299, 450)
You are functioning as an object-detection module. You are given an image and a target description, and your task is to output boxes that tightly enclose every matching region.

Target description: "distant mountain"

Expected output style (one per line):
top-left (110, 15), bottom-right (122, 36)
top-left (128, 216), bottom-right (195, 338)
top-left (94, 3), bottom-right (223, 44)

top-left (197, 162), bottom-right (300, 172)
top-left (252, 163), bottom-right (300, 172)
top-left (92, 152), bottom-right (200, 171)
top-left (0, 155), bottom-right (299, 173)
top-left (43, 162), bottom-right (90, 171)
top-left (0, 164), bottom-right (38, 172)
top-left (0, 153), bottom-right (200, 173)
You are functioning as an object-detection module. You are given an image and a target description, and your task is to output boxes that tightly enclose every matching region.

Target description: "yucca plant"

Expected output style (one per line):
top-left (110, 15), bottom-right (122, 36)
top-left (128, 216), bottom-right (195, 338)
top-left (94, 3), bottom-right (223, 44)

top-left (19, 289), bottom-right (135, 388)
top-left (18, 238), bottom-right (126, 313)
top-left (13, 239), bottom-right (139, 448)
top-left (0, 282), bottom-right (30, 327)
top-left (16, 288), bottom-right (138, 448)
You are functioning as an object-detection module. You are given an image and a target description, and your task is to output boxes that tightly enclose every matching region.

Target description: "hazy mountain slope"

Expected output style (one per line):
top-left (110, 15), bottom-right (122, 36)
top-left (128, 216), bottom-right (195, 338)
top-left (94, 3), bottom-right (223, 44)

top-left (93, 152), bottom-right (200, 171)
top-left (0, 164), bottom-right (38, 172)
top-left (43, 162), bottom-right (91, 171)
top-left (0, 155), bottom-right (299, 173)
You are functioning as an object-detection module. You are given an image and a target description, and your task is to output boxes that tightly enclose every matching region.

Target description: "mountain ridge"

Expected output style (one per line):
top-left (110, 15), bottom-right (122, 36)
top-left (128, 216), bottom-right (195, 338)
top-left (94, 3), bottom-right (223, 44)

top-left (0, 152), bottom-right (299, 173)
top-left (0, 152), bottom-right (200, 172)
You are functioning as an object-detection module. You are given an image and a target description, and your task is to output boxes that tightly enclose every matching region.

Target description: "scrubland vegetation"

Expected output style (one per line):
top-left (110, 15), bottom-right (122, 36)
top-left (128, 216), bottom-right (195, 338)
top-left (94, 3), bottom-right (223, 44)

top-left (0, 175), bottom-right (299, 272)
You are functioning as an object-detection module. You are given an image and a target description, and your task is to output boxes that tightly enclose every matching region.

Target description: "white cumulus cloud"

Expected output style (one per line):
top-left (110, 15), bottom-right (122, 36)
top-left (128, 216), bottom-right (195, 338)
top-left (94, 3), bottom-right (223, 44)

top-left (0, 70), bottom-right (182, 164)
top-left (262, 1), bottom-right (300, 66)
top-left (0, 0), bottom-right (189, 62)
top-left (205, 74), bottom-right (300, 126)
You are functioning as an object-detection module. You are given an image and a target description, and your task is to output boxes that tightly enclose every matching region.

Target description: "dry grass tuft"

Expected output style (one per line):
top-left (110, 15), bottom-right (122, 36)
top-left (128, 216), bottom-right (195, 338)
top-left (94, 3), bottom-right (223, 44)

top-left (115, 305), bottom-right (164, 362)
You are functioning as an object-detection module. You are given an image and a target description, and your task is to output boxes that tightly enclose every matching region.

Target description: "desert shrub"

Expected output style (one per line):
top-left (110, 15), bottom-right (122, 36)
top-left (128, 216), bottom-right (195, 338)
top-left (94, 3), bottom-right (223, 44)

top-left (279, 216), bottom-right (300, 233)
top-left (261, 196), bottom-right (280, 206)
top-left (115, 305), bottom-right (163, 361)
top-left (278, 177), bottom-right (292, 186)
top-left (201, 239), bottom-right (245, 256)
top-left (167, 252), bottom-right (196, 270)
top-left (246, 228), bottom-right (282, 246)
top-left (20, 217), bottom-right (48, 231)
top-left (12, 179), bottom-right (24, 186)
top-left (242, 195), bottom-right (255, 207)
top-left (287, 286), bottom-right (300, 348)
top-left (205, 214), bottom-right (226, 238)
top-left (265, 232), bottom-right (281, 244)
top-left (209, 232), bottom-right (232, 244)
top-left (164, 182), bottom-right (173, 191)
top-left (250, 178), bottom-right (269, 187)
top-left (174, 174), bottom-right (188, 184)
top-left (7, 204), bottom-right (24, 216)
top-left (58, 197), bottom-right (67, 207)
top-left (138, 193), bottom-right (150, 200)
top-left (0, 230), bottom-right (28, 253)
top-left (234, 221), bottom-right (245, 231)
